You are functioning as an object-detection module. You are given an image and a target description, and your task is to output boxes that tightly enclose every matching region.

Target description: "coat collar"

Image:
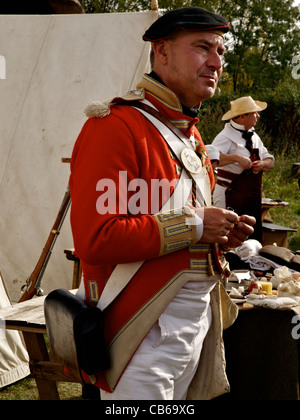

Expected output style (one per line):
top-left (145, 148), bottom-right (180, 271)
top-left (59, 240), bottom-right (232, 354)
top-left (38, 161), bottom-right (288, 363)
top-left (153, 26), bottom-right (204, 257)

top-left (84, 73), bottom-right (199, 134)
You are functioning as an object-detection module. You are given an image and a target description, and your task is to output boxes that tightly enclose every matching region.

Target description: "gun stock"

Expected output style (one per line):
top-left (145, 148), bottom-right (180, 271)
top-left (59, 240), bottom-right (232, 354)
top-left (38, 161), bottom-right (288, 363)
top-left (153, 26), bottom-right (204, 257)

top-left (18, 187), bottom-right (71, 303)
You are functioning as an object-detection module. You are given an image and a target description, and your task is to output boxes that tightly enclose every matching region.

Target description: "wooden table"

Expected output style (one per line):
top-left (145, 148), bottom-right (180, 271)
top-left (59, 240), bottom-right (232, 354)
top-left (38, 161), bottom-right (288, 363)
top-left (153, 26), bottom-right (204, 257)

top-left (217, 305), bottom-right (300, 400)
top-left (261, 198), bottom-right (297, 247)
top-left (261, 198), bottom-right (289, 222)
top-left (0, 295), bottom-right (81, 400)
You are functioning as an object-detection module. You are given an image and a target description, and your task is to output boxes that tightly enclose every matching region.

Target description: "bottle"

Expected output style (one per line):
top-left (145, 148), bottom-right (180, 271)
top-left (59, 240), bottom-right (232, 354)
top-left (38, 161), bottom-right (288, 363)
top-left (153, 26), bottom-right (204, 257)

top-left (250, 148), bottom-right (260, 162)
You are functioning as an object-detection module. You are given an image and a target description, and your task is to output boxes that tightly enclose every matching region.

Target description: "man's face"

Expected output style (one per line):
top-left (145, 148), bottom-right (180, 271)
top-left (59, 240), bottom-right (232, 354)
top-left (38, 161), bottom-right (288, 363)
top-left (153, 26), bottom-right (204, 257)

top-left (242, 112), bottom-right (260, 130)
top-left (156, 31), bottom-right (225, 108)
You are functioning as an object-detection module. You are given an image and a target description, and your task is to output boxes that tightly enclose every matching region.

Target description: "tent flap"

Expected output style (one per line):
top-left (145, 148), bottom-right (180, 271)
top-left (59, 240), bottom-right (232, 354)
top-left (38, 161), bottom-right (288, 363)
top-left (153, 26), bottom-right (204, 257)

top-left (0, 11), bottom-right (157, 301)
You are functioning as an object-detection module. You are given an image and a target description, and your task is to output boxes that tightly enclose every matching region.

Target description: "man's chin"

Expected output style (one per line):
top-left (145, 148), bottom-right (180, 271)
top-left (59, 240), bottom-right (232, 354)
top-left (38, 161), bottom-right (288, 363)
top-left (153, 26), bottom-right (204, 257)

top-left (200, 87), bottom-right (217, 100)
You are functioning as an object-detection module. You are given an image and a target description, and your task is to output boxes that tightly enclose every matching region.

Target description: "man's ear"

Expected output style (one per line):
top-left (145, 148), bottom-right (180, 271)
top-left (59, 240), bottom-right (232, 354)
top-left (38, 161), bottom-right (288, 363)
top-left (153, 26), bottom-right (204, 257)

top-left (152, 40), bottom-right (169, 65)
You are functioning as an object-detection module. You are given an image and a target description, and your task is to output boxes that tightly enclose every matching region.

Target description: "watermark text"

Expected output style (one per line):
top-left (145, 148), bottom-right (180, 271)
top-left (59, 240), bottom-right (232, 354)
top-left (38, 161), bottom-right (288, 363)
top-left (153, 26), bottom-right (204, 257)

top-left (291, 315), bottom-right (300, 340)
top-left (0, 55), bottom-right (6, 79)
top-left (95, 171), bottom-right (205, 216)
top-left (292, 54), bottom-right (300, 79)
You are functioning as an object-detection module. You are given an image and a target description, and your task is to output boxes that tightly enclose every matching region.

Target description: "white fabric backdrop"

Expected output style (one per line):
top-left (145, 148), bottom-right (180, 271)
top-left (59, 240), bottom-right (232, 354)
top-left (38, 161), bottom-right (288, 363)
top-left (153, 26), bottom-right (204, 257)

top-left (0, 11), bottom-right (157, 302)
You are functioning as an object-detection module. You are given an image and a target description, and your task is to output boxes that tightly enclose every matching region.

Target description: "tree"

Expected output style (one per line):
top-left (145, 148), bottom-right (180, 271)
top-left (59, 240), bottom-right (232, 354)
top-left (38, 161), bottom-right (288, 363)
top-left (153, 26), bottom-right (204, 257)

top-left (79, 0), bottom-right (300, 97)
top-left (78, 0), bottom-right (300, 150)
top-left (214, 0), bottom-right (300, 94)
top-left (79, 0), bottom-right (150, 12)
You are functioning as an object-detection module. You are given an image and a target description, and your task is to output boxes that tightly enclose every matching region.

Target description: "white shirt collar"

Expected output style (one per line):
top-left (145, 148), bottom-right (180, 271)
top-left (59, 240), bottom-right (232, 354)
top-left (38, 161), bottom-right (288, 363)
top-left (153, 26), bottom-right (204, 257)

top-left (230, 119), bottom-right (255, 133)
top-left (230, 119), bottom-right (245, 131)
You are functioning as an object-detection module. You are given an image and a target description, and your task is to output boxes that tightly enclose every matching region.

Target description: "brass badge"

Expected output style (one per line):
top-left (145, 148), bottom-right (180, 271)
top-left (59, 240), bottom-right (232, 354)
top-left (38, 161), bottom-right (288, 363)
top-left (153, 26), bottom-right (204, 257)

top-left (181, 148), bottom-right (202, 174)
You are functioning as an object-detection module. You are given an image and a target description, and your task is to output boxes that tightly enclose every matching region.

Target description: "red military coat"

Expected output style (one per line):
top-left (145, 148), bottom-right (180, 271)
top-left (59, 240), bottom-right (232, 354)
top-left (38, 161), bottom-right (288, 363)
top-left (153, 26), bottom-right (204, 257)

top-left (69, 74), bottom-right (227, 392)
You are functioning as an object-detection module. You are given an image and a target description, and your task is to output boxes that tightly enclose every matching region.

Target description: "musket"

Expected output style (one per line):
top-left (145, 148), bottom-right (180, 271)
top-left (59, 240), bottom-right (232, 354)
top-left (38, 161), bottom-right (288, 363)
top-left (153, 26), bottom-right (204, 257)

top-left (18, 186), bottom-right (71, 303)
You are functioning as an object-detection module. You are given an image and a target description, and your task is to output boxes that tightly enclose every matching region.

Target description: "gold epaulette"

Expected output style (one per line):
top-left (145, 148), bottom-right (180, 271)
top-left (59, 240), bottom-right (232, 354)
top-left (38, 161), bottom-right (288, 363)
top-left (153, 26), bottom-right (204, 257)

top-left (84, 89), bottom-right (145, 118)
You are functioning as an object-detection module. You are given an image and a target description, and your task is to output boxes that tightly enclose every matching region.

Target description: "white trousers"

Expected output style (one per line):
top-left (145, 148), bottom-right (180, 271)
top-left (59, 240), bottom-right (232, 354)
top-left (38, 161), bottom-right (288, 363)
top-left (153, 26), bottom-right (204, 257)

top-left (100, 280), bottom-right (216, 400)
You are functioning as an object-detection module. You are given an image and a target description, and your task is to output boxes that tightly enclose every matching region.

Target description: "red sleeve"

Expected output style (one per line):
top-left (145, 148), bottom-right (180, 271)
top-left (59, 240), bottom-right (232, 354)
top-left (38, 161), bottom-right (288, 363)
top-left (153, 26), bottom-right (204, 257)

top-left (69, 109), bottom-right (163, 266)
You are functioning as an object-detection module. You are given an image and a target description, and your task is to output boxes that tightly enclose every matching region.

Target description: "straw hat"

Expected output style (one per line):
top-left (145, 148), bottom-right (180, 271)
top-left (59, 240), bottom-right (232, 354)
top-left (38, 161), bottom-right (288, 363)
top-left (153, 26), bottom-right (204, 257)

top-left (222, 96), bottom-right (267, 121)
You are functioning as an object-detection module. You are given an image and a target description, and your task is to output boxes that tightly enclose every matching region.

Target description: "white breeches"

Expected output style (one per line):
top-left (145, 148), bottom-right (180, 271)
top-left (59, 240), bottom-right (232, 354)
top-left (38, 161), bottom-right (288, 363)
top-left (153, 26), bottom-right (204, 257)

top-left (100, 280), bottom-right (216, 400)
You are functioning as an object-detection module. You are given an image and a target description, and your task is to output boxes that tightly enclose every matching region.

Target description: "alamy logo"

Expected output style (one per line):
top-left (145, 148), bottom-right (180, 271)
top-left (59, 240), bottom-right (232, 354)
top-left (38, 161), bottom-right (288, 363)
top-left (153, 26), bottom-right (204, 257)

top-left (0, 55), bottom-right (6, 79)
top-left (95, 171), bottom-right (205, 217)
top-left (292, 54), bottom-right (300, 80)
top-left (291, 315), bottom-right (300, 340)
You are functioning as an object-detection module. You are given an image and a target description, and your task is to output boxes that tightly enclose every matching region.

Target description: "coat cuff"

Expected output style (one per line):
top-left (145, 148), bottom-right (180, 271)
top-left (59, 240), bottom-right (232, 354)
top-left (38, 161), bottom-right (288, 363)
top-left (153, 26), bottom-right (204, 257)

top-left (153, 207), bottom-right (198, 256)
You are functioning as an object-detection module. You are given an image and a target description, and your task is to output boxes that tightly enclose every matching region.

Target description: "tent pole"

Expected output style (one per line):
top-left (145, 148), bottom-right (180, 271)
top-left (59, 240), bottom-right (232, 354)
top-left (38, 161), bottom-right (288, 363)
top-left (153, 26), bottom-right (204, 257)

top-left (151, 0), bottom-right (159, 10)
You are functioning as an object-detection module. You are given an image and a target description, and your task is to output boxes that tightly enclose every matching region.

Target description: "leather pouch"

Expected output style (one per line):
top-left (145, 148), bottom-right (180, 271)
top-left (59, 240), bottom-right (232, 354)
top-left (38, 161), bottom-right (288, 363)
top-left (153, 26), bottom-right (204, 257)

top-left (44, 288), bottom-right (110, 380)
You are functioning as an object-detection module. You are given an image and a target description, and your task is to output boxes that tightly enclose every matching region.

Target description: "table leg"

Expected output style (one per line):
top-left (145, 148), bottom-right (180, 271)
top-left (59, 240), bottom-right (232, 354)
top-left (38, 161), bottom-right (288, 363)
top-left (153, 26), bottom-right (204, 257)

top-left (22, 331), bottom-right (60, 400)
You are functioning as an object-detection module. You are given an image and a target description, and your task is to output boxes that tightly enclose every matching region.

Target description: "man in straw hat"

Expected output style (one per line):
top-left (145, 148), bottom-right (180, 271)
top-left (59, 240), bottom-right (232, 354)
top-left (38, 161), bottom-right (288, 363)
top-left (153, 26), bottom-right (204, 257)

top-left (69, 7), bottom-right (255, 400)
top-left (212, 96), bottom-right (274, 242)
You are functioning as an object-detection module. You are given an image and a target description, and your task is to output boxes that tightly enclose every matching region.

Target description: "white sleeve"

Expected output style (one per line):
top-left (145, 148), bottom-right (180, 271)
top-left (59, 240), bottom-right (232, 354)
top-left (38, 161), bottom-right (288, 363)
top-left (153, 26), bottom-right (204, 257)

top-left (206, 144), bottom-right (220, 162)
top-left (211, 134), bottom-right (232, 154)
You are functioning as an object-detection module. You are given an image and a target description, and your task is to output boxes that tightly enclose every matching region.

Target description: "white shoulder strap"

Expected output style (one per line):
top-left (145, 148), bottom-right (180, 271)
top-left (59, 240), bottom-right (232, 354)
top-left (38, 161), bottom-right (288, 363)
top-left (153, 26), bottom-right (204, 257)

top-left (97, 168), bottom-right (192, 311)
top-left (134, 100), bottom-right (211, 206)
top-left (97, 103), bottom-right (211, 311)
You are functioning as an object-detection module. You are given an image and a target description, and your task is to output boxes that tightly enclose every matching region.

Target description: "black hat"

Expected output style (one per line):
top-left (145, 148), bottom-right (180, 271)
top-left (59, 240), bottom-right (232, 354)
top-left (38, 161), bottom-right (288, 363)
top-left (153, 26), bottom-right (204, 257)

top-left (143, 7), bottom-right (229, 42)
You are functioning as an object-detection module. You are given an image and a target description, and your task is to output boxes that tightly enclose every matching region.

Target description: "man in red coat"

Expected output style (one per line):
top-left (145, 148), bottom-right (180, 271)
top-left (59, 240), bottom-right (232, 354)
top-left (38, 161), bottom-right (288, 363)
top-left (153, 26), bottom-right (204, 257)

top-left (69, 7), bottom-right (255, 400)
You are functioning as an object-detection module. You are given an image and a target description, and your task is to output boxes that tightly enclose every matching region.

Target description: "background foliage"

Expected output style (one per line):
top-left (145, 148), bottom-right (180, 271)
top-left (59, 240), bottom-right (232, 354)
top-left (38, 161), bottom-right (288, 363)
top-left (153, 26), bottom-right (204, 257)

top-left (79, 0), bottom-right (300, 153)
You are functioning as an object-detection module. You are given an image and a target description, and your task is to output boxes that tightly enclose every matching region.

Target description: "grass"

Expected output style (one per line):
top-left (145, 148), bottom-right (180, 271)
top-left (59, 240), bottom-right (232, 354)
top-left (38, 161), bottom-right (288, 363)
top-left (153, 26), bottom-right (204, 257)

top-left (0, 333), bottom-right (86, 400)
top-left (0, 377), bottom-right (84, 400)
top-left (262, 153), bottom-right (300, 252)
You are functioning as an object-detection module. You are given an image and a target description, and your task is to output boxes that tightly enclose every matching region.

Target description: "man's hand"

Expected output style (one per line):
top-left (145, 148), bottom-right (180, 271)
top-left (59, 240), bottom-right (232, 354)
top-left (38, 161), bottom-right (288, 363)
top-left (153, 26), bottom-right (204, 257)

top-left (219, 153), bottom-right (252, 170)
top-left (236, 155), bottom-right (253, 170)
top-left (196, 207), bottom-right (256, 247)
top-left (198, 207), bottom-right (239, 244)
top-left (252, 158), bottom-right (274, 174)
top-left (251, 160), bottom-right (264, 174)
top-left (225, 214), bottom-right (256, 248)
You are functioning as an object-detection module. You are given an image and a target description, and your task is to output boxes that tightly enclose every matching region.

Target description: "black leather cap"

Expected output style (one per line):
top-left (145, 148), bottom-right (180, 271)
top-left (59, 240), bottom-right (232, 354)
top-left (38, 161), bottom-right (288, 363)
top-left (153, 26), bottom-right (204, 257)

top-left (143, 7), bottom-right (229, 41)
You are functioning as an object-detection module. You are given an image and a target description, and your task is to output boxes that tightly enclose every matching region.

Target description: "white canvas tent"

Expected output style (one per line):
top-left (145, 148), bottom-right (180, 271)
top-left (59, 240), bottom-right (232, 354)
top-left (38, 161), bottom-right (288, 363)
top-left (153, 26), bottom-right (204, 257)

top-left (0, 10), bottom-right (158, 303)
